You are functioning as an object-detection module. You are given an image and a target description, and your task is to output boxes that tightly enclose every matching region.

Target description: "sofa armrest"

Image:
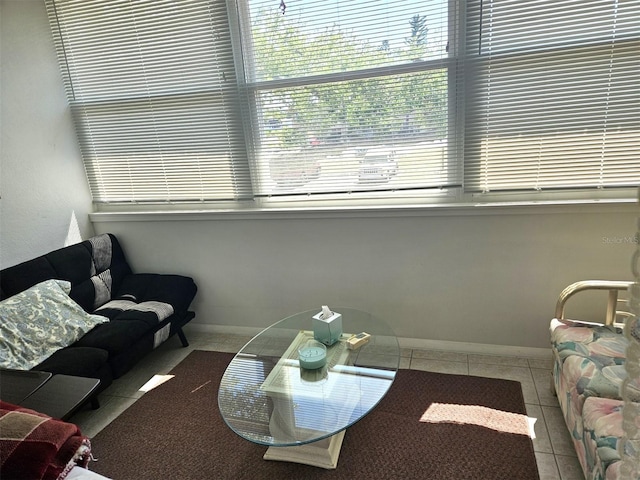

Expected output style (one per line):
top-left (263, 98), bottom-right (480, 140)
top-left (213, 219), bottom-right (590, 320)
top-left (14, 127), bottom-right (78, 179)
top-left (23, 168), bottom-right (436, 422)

top-left (554, 280), bottom-right (634, 325)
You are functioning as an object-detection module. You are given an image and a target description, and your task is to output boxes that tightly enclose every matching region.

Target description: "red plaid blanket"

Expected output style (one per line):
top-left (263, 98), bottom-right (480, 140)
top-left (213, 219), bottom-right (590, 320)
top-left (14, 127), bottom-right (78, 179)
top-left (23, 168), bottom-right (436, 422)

top-left (0, 401), bottom-right (91, 480)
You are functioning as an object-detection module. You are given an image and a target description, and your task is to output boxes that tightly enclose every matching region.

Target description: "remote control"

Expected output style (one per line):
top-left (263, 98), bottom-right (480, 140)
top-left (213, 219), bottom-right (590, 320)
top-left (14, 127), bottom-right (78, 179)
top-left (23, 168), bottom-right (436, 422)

top-left (347, 332), bottom-right (371, 350)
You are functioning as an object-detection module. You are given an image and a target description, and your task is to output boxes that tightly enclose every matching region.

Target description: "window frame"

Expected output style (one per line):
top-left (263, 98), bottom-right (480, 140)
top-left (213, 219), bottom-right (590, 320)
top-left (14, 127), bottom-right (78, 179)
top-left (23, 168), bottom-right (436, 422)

top-left (230, 0), bottom-right (462, 202)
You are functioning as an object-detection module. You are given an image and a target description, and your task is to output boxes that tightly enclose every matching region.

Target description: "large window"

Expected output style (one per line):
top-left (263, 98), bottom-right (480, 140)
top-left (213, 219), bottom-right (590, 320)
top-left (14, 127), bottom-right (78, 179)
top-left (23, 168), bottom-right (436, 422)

top-left (46, 0), bottom-right (639, 208)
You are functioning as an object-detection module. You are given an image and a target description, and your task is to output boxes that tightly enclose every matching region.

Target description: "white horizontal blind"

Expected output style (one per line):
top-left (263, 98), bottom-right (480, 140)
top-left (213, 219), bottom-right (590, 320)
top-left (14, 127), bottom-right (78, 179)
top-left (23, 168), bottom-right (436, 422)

top-left (464, 0), bottom-right (640, 194)
top-left (235, 0), bottom-right (460, 198)
top-left (46, 0), bottom-right (252, 203)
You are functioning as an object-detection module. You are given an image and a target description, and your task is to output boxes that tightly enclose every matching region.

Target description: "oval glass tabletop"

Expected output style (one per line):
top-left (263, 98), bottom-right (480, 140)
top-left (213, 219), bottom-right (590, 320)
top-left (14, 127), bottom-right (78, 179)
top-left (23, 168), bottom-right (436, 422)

top-left (218, 308), bottom-right (399, 448)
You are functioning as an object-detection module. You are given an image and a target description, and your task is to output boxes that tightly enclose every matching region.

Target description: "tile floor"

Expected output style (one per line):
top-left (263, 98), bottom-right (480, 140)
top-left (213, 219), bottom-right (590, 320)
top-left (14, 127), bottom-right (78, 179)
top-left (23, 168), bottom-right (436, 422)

top-left (71, 331), bottom-right (584, 480)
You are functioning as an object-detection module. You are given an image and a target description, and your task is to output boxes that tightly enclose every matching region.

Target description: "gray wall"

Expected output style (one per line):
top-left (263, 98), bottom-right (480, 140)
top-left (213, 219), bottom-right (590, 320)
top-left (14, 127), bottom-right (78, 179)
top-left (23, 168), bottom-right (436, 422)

top-left (91, 205), bottom-right (638, 350)
top-left (1, 0), bottom-right (95, 267)
top-left (2, 0), bottom-right (638, 352)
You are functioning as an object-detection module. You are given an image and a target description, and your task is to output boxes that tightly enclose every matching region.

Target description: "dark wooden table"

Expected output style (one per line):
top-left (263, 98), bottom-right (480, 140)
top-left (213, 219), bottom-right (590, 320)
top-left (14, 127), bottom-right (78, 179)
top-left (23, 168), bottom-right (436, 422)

top-left (0, 369), bottom-right (100, 421)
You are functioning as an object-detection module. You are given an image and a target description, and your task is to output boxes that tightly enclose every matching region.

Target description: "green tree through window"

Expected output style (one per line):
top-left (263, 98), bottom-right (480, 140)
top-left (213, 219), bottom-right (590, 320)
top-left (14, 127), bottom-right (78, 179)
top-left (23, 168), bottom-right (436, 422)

top-left (248, 7), bottom-right (449, 187)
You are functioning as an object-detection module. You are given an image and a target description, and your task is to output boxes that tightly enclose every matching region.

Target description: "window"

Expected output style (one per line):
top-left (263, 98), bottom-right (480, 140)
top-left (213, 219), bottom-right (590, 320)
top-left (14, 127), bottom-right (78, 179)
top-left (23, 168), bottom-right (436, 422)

top-left (46, 0), bottom-right (253, 203)
top-left (46, 0), bottom-right (639, 208)
top-left (464, 0), bottom-right (640, 195)
top-left (236, 0), bottom-right (459, 199)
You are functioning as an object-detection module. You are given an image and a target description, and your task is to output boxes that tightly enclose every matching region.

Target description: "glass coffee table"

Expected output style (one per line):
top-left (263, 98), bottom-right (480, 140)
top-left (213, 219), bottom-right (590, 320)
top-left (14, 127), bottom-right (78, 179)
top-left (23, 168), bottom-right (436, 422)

top-left (218, 307), bottom-right (399, 469)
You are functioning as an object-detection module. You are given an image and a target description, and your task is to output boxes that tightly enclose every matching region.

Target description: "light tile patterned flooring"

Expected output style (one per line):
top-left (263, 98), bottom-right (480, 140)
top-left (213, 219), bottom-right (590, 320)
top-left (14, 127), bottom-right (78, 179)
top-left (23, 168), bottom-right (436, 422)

top-left (72, 331), bottom-right (584, 480)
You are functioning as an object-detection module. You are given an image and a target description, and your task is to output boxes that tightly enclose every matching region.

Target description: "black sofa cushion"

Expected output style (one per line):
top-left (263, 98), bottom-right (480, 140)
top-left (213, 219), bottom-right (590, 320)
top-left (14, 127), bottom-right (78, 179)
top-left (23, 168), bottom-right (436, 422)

top-left (81, 273), bottom-right (197, 353)
top-left (33, 346), bottom-right (112, 386)
top-left (0, 234), bottom-right (132, 313)
top-left (110, 273), bottom-right (200, 316)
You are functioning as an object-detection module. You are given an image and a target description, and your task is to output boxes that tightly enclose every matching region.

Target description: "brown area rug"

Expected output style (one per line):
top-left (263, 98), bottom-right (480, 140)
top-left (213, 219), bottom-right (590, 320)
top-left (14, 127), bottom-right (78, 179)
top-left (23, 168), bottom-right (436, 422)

top-left (89, 350), bottom-right (539, 480)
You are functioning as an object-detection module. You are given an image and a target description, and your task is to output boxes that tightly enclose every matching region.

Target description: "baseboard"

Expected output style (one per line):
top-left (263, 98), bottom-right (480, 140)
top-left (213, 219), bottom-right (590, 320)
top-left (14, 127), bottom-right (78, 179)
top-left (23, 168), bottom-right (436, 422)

top-left (184, 323), bottom-right (551, 359)
top-left (186, 323), bottom-right (262, 337)
top-left (397, 337), bottom-right (550, 359)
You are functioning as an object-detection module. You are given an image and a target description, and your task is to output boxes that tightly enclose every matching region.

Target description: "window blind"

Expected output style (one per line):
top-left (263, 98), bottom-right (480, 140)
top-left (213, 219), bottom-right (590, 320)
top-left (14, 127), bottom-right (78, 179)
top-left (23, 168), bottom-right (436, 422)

top-left (464, 0), bottom-right (640, 194)
top-left (46, 0), bottom-right (252, 204)
top-left (47, 0), bottom-right (637, 207)
top-left (233, 0), bottom-right (461, 198)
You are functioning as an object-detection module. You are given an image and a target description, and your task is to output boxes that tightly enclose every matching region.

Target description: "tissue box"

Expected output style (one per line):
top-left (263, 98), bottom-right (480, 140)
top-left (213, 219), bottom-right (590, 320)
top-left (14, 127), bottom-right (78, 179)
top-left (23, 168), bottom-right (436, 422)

top-left (312, 311), bottom-right (342, 346)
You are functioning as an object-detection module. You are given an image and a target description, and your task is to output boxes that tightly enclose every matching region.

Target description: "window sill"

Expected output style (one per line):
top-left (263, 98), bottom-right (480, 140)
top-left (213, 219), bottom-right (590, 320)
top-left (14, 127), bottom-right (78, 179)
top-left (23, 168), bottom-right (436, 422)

top-left (89, 198), bottom-right (638, 223)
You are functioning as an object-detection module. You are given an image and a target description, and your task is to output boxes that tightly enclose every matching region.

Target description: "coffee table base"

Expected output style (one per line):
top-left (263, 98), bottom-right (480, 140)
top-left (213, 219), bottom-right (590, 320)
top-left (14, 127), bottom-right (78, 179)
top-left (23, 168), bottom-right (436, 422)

top-left (263, 430), bottom-right (346, 469)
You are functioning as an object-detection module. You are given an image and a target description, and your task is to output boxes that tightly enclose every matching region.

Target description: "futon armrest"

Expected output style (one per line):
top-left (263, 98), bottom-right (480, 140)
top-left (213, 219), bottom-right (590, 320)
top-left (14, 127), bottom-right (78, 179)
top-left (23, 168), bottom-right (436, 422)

top-left (554, 280), bottom-right (633, 325)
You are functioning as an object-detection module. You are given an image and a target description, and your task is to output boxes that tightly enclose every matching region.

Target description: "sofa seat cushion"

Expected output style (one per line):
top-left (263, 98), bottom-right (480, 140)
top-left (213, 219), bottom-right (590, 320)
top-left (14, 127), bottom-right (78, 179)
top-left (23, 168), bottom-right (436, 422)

top-left (550, 319), bottom-right (627, 364)
top-left (34, 346), bottom-right (109, 379)
top-left (555, 353), bottom-right (635, 435)
top-left (554, 354), bottom-right (589, 448)
top-left (74, 314), bottom-right (164, 354)
top-left (75, 273), bottom-right (197, 355)
top-left (572, 357), bottom-right (633, 402)
top-left (581, 397), bottom-right (628, 480)
top-left (109, 273), bottom-right (198, 316)
top-left (551, 317), bottom-right (639, 403)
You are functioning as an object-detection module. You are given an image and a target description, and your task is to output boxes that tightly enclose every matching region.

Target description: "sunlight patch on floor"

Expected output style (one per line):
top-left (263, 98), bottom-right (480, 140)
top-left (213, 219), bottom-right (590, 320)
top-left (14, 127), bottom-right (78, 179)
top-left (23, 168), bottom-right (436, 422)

top-left (420, 403), bottom-right (537, 438)
top-left (139, 375), bottom-right (175, 392)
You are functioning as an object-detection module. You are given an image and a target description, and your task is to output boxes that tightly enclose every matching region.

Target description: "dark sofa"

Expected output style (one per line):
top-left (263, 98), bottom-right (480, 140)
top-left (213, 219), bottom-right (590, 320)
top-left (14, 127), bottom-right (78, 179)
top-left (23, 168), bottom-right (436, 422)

top-left (0, 233), bottom-right (197, 392)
